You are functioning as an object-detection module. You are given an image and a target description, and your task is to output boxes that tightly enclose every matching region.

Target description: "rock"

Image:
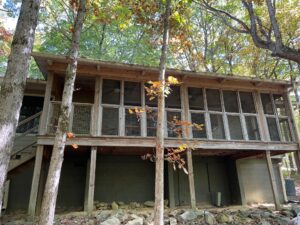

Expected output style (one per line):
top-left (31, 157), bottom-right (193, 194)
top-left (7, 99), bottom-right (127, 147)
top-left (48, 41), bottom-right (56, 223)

top-left (100, 217), bottom-right (120, 225)
top-left (125, 216), bottom-right (143, 225)
top-left (111, 201), bottom-right (119, 210)
top-left (179, 210), bottom-right (197, 221)
top-left (129, 202), bottom-right (141, 209)
top-left (288, 217), bottom-right (300, 225)
top-left (203, 211), bottom-right (216, 225)
top-left (275, 217), bottom-right (291, 225)
top-left (144, 201), bottom-right (155, 207)
top-left (216, 213), bottom-right (233, 223)
top-left (95, 211), bottom-right (111, 222)
top-left (169, 217), bottom-right (177, 225)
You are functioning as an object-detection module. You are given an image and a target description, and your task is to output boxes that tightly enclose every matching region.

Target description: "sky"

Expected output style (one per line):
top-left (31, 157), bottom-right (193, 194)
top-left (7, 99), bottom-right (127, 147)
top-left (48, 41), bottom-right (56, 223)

top-left (0, 0), bottom-right (18, 32)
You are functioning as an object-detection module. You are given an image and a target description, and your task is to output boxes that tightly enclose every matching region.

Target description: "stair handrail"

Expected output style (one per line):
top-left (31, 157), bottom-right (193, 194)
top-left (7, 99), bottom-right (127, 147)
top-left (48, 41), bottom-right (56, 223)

top-left (11, 141), bottom-right (36, 157)
top-left (17, 111), bottom-right (42, 127)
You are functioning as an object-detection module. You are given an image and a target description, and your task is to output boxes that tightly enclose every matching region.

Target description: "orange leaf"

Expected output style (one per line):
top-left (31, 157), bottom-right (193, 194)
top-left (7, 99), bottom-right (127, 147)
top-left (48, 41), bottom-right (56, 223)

top-left (67, 132), bottom-right (75, 138)
top-left (71, 143), bottom-right (78, 149)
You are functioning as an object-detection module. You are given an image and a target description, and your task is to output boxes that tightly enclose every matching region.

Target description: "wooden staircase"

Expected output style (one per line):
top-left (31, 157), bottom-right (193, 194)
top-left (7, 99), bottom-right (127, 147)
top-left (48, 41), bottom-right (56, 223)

top-left (8, 112), bottom-right (41, 172)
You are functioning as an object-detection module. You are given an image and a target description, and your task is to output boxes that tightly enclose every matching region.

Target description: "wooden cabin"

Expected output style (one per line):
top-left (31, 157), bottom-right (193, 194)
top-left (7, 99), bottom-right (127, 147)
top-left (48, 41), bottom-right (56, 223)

top-left (4, 52), bottom-right (300, 215)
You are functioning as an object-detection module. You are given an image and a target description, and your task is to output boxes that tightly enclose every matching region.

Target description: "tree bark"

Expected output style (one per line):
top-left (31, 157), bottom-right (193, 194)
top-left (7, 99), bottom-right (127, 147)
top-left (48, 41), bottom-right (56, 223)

top-left (0, 0), bottom-right (40, 215)
top-left (154, 0), bottom-right (171, 224)
top-left (38, 1), bottom-right (86, 224)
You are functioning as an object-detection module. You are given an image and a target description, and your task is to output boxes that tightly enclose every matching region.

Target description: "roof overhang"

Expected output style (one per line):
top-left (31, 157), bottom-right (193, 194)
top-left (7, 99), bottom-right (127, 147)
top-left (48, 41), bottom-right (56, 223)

top-left (32, 52), bottom-right (293, 90)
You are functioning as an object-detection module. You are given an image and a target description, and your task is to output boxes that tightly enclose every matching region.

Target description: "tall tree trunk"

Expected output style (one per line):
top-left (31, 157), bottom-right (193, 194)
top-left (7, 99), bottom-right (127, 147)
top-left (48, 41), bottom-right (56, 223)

top-left (38, 1), bottom-right (86, 224)
top-left (0, 0), bottom-right (40, 214)
top-left (154, 0), bottom-right (171, 224)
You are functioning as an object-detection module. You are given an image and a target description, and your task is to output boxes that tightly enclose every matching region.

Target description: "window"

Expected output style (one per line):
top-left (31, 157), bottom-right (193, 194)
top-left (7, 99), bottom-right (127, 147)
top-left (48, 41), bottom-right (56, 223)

top-left (273, 94), bottom-right (286, 116)
top-left (227, 115), bottom-right (243, 140)
top-left (147, 110), bottom-right (157, 137)
top-left (188, 88), bottom-right (204, 110)
top-left (240, 92), bottom-right (256, 113)
top-left (191, 113), bottom-right (206, 138)
top-left (223, 91), bottom-right (239, 113)
top-left (206, 89), bottom-right (222, 111)
top-left (125, 110), bottom-right (141, 136)
top-left (210, 114), bottom-right (225, 139)
top-left (279, 118), bottom-right (292, 142)
top-left (124, 81), bottom-right (141, 106)
top-left (102, 79), bottom-right (121, 104)
top-left (167, 111), bottom-right (182, 138)
top-left (267, 117), bottom-right (280, 141)
top-left (188, 87), bottom-right (207, 138)
top-left (245, 116), bottom-right (260, 140)
top-left (102, 107), bottom-right (119, 135)
top-left (261, 93), bottom-right (274, 115)
top-left (260, 93), bottom-right (292, 142)
top-left (166, 86), bottom-right (181, 109)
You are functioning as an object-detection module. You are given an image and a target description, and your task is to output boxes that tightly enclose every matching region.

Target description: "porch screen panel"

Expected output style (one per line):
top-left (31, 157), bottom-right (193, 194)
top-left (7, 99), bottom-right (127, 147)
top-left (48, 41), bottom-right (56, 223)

top-left (188, 87), bottom-right (204, 110)
top-left (273, 94), bottom-right (286, 116)
top-left (261, 93), bottom-right (274, 115)
top-left (48, 103), bottom-right (60, 134)
top-left (191, 113), bottom-right (206, 138)
top-left (166, 86), bottom-right (181, 109)
top-left (223, 91), bottom-right (239, 113)
top-left (279, 118), bottom-right (292, 142)
top-left (147, 110), bottom-right (157, 137)
top-left (261, 93), bottom-right (292, 142)
top-left (210, 114), bottom-right (225, 139)
top-left (102, 79), bottom-right (121, 104)
top-left (72, 105), bottom-right (91, 134)
top-left (124, 81), bottom-right (141, 106)
top-left (267, 117), bottom-right (280, 141)
top-left (206, 89), bottom-right (222, 111)
top-left (227, 115), bottom-right (243, 140)
top-left (240, 92), bottom-right (256, 113)
top-left (102, 107), bottom-right (119, 135)
top-left (125, 110), bottom-right (141, 136)
top-left (245, 116), bottom-right (260, 140)
top-left (167, 111), bottom-right (182, 138)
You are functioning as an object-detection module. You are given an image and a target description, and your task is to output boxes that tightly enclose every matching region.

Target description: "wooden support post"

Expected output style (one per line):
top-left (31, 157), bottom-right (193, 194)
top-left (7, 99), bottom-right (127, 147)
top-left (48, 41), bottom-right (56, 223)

top-left (28, 145), bottom-right (44, 217)
top-left (93, 77), bottom-right (101, 136)
top-left (278, 162), bottom-right (288, 203)
top-left (187, 149), bottom-right (196, 210)
top-left (167, 164), bottom-right (175, 208)
top-left (84, 147), bottom-right (97, 213)
top-left (265, 150), bottom-right (281, 210)
top-left (39, 73), bottom-right (54, 135)
top-left (181, 85), bottom-right (197, 209)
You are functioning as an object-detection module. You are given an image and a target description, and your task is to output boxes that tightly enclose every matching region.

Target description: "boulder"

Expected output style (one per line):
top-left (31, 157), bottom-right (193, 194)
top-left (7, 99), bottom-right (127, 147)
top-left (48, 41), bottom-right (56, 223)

top-left (259, 220), bottom-right (271, 225)
top-left (101, 217), bottom-right (120, 225)
top-left (203, 211), bottom-right (216, 225)
top-left (179, 210), bottom-right (198, 221)
top-left (144, 201), bottom-right (155, 207)
top-left (216, 213), bottom-right (233, 223)
top-left (95, 211), bottom-right (111, 222)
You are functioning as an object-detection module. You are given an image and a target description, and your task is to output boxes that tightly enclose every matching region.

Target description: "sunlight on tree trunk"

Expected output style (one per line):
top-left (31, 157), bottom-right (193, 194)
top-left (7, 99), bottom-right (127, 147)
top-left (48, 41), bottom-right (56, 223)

top-left (154, 0), bottom-right (171, 224)
top-left (38, 1), bottom-right (86, 224)
top-left (0, 0), bottom-right (40, 215)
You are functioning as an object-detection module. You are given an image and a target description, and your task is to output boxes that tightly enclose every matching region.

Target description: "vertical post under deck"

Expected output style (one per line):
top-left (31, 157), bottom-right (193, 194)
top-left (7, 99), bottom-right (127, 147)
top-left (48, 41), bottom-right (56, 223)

top-left (265, 150), bottom-right (281, 210)
top-left (167, 164), bottom-right (175, 208)
top-left (84, 146), bottom-right (97, 213)
top-left (28, 145), bottom-right (44, 217)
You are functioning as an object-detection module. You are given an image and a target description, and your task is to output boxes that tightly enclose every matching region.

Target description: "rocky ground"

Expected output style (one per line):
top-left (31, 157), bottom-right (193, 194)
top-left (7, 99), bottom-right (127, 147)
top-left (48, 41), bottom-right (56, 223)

top-left (2, 202), bottom-right (300, 225)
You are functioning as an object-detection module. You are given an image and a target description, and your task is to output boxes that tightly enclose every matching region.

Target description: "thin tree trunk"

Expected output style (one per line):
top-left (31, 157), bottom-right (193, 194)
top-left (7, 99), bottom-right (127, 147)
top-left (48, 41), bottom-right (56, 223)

top-left (154, 0), bottom-right (171, 224)
top-left (0, 0), bottom-right (40, 214)
top-left (38, 1), bottom-right (86, 224)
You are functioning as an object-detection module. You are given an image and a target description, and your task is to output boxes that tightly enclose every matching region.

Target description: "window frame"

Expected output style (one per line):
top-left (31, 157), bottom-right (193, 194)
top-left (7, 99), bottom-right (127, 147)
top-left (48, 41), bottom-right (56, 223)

top-left (260, 92), bottom-right (294, 143)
